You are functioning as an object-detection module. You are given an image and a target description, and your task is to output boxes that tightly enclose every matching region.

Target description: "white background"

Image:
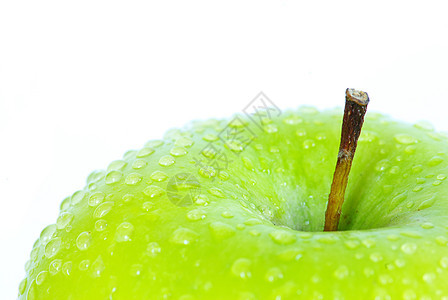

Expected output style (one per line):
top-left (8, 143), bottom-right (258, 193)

top-left (1, 1), bottom-right (447, 298)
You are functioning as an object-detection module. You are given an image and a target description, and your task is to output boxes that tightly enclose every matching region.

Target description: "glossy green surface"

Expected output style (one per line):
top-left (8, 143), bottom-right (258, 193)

top-left (19, 107), bottom-right (448, 299)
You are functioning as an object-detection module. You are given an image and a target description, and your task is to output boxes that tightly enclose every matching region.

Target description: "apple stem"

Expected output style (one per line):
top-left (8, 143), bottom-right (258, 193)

top-left (324, 88), bottom-right (370, 231)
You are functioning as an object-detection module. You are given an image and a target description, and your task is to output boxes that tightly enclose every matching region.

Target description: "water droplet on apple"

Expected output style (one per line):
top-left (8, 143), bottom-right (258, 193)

top-left (78, 259), bottom-right (90, 271)
top-left (209, 221), bottom-right (235, 240)
top-left (71, 190), bottom-right (87, 205)
top-left (414, 120), bottom-right (434, 131)
top-left (143, 185), bottom-right (165, 198)
top-left (115, 222), bottom-right (134, 242)
top-left (186, 209), bottom-right (207, 221)
top-left (334, 265), bottom-right (349, 280)
top-left (199, 166), bottom-right (216, 178)
top-left (88, 192), bottom-right (105, 207)
top-left (49, 259), bottom-right (62, 275)
top-left (269, 230), bottom-right (296, 245)
top-left (146, 242), bottom-right (161, 257)
top-left (44, 237), bottom-right (61, 258)
top-left (170, 227), bottom-right (199, 245)
top-left (18, 278), bottom-right (27, 295)
top-left (93, 201), bottom-right (114, 218)
top-left (95, 219), bottom-right (107, 231)
top-left (40, 224), bottom-right (57, 245)
top-left (369, 252), bottom-right (383, 263)
top-left (440, 257), bottom-right (448, 268)
top-left (76, 232), bottom-right (92, 250)
top-left (91, 255), bottom-right (105, 278)
top-left (203, 134), bottom-right (218, 141)
top-left (401, 242), bottom-right (417, 254)
top-left (132, 159), bottom-right (147, 169)
top-left (159, 155), bottom-right (175, 167)
top-left (265, 267), bottom-right (283, 282)
top-left (208, 187), bottom-right (225, 198)
top-left (231, 258), bottom-right (252, 279)
top-left (62, 261), bottom-right (72, 276)
top-left (148, 171), bottom-right (167, 182)
top-left (136, 147), bottom-right (155, 158)
top-left (420, 222), bottom-right (434, 229)
top-left (107, 160), bottom-right (127, 171)
top-left (174, 137), bottom-right (193, 148)
top-left (428, 156), bottom-right (444, 166)
top-left (35, 270), bottom-right (48, 285)
top-left (302, 139), bottom-right (315, 149)
top-left (87, 170), bottom-right (106, 184)
top-left (105, 171), bottom-right (122, 184)
top-left (125, 173), bottom-right (142, 185)
top-left (394, 134), bottom-right (418, 145)
top-left (221, 211), bottom-right (234, 218)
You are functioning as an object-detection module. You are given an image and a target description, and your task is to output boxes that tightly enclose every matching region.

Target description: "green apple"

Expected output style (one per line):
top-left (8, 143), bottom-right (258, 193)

top-left (19, 91), bottom-right (448, 299)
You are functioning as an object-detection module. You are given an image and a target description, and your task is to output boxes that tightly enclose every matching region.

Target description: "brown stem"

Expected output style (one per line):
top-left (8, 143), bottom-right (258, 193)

top-left (324, 88), bottom-right (370, 231)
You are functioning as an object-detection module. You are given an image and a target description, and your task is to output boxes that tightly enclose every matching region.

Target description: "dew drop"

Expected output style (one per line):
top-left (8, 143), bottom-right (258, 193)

top-left (209, 222), bottom-right (236, 240)
top-left (79, 259), bottom-right (90, 271)
top-left (417, 198), bottom-right (436, 210)
top-left (369, 252), bottom-right (383, 262)
top-left (242, 157), bottom-right (255, 171)
top-left (265, 267), bottom-right (283, 282)
top-left (302, 139), bottom-right (315, 149)
top-left (435, 236), bottom-right (448, 246)
top-left (194, 194), bottom-right (210, 206)
top-left (143, 185), bottom-right (165, 198)
top-left (334, 265), bottom-right (349, 280)
top-left (105, 171), bottom-right (122, 184)
top-left (136, 147), bottom-right (155, 158)
top-left (269, 230), bottom-right (296, 245)
top-left (437, 174), bottom-right (447, 180)
top-left (107, 160), bottom-right (127, 171)
top-left (18, 278), bottom-right (27, 295)
top-left (125, 173), bottom-right (143, 185)
top-left (221, 211), bottom-right (234, 218)
top-left (145, 140), bottom-right (164, 148)
top-left (414, 120), bottom-right (434, 131)
top-left (159, 155), bottom-right (175, 167)
top-left (218, 171), bottom-right (230, 181)
top-left (49, 259), bottom-right (62, 275)
top-left (95, 219), bottom-right (107, 232)
top-left (440, 257), bottom-right (448, 268)
top-left (401, 243), bottom-right (417, 255)
top-left (36, 271), bottom-right (48, 285)
top-left (170, 228), bottom-right (199, 245)
top-left (146, 242), bottom-right (161, 257)
top-left (87, 170), bottom-right (106, 184)
top-left (60, 196), bottom-right (71, 211)
top-left (142, 201), bottom-right (155, 212)
top-left (170, 147), bottom-right (188, 157)
top-left (115, 222), bottom-right (134, 242)
top-left (186, 209), bottom-right (207, 221)
top-left (62, 261), bottom-right (72, 276)
top-left (394, 134), bottom-right (417, 145)
top-left (428, 156), bottom-right (444, 166)
top-left (175, 137), bottom-right (194, 148)
top-left (244, 218), bottom-right (262, 225)
top-left (199, 166), bottom-right (216, 178)
top-left (93, 201), bottom-right (114, 218)
top-left (208, 187), bottom-right (225, 198)
top-left (231, 258), bottom-right (252, 279)
top-left (71, 190), bottom-right (87, 205)
top-left (44, 237), bottom-right (61, 258)
top-left (421, 222), bottom-right (434, 229)
top-left (88, 192), bottom-right (105, 207)
top-left (264, 124), bottom-right (278, 133)
top-left (91, 256), bottom-right (105, 278)
top-left (226, 140), bottom-right (244, 152)
top-left (76, 232), bottom-right (92, 250)
top-left (203, 134), bottom-right (218, 141)
top-left (422, 273), bottom-right (436, 284)
top-left (40, 224), bottom-right (57, 245)
top-left (344, 240), bottom-right (360, 249)
top-left (132, 159), bottom-right (147, 169)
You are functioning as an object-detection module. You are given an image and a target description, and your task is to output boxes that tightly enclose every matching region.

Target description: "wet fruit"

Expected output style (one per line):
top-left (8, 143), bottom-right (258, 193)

top-left (18, 99), bottom-right (448, 299)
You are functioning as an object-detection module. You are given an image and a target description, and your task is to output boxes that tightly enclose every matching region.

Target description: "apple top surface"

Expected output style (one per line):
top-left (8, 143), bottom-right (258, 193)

top-left (19, 107), bottom-right (448, 299)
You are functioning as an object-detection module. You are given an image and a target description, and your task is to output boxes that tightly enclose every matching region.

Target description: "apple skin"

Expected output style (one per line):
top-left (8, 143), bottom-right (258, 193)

top-left (19, 107), bottom-right (448, 299)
